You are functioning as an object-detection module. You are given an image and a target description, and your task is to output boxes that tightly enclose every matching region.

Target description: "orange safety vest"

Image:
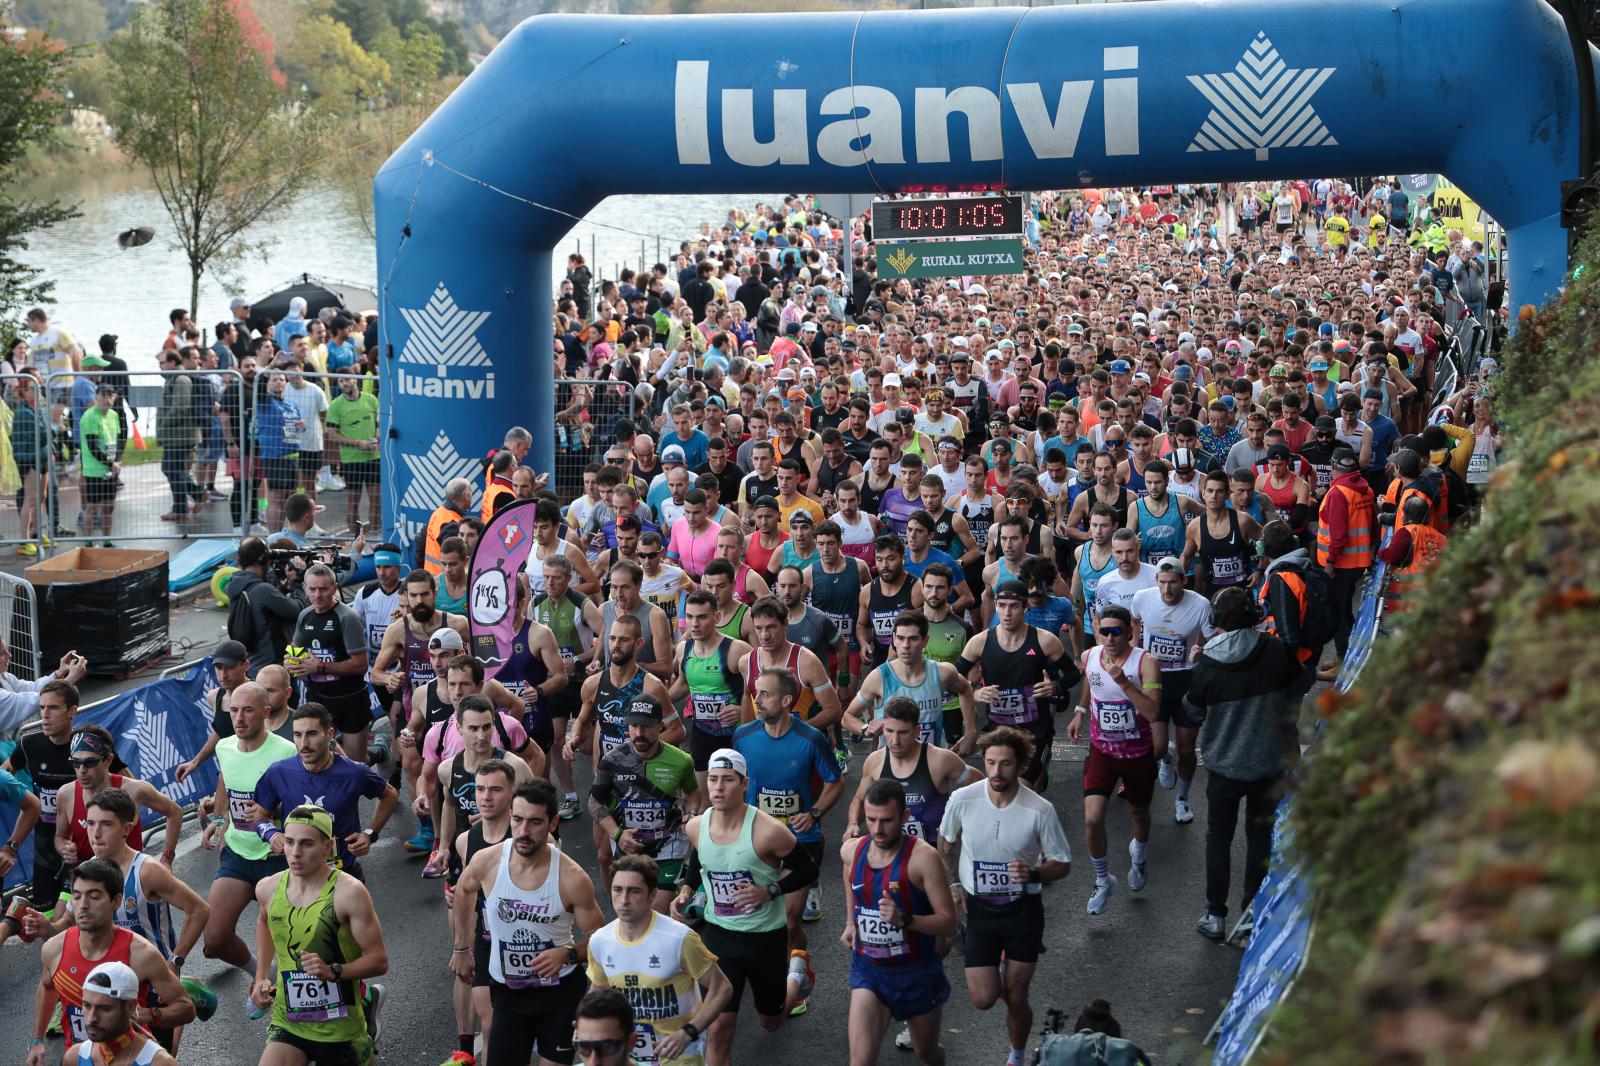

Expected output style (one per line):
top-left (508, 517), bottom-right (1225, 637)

top-left (1395, 482), bottom-right (1448, 535)
top-left (482, 480), bottom-right (514, 522)
top-left (1259, 569), bottom-right (1313, 665)
top-left (1384, 523), bottom-right (1448, 614)
top-left (1316, 482), bottom-right (1375, 569)
top-left (423, 505), bottom-right (463, 575)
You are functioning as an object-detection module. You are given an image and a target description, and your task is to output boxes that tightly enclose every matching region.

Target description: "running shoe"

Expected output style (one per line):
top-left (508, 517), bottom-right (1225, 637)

top-left (1196, 911), bottom-right (1225, 939)
top-left (1158, 748), bottom-right (1176, 790)
top-left (207, 491), bottom-right (228, 502)
top-left (40, 534), bottom-right (53, 549)
top-left (558, 794), bottom-right (581, 821)
top-left (17, 543), bottom-right (36, 557)
top-left (1086, 875), bottom-right (1117, 915)
top-left (1128, 841), bottom-right (1147, 892)
top-left (421, 854), bottom-right (444, 879)
top-left (439, 1054), bottom-right (476, 1066)
top-left (364, 982), bottom-right (384, 1043)
top-left (802, 886), bottom-right (821, 923)
top-left (835, 745), bottom-right (851, 774)
top-left (404, 828), bottom-right (435, 854)
top-left (181, 977), bottom-right (218, 1022)
top-left (1174, 798), bottom-right (1194, 825)
top-left (895, 1024), bottom-right (913, 1051)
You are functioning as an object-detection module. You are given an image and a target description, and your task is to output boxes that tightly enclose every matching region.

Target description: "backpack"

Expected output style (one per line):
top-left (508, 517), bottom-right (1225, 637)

top-left (226, 578), bottom-right (259, 650)
top-left (1279, 561), bottom-right (1336, 654)
top-left (1034, 1031), bottom-right (1151, 1066)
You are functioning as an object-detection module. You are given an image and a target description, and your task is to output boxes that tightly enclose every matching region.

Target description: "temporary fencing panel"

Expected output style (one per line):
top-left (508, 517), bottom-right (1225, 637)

top-left (245, 371), bottom-right (382, 538)
top-left (0, 570), bottom-right (40, 683)
top-left (44, 369), bottom-right (246, 544)
top-left (551, 379), bottom-right (636, 501)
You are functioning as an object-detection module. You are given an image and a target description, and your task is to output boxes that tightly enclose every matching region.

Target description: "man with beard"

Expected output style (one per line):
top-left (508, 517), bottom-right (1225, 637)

top-left (62, 960), bottom-right (179, 1066)
top-left (858, 536), bottom-right (924, 672)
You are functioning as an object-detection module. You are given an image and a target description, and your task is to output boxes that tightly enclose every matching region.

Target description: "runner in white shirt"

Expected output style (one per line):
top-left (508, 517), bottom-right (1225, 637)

top-left (1091, 530), bottom-right (1157, 617)
top-left (1129, 558), bottom-right (1213, 823)
top-left (938, 728), bottom-right (1072, 1066)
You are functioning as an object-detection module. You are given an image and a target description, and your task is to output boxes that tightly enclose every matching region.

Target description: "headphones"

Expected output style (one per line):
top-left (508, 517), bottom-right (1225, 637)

top-left (1209, 585), bottom-right (1264, 630)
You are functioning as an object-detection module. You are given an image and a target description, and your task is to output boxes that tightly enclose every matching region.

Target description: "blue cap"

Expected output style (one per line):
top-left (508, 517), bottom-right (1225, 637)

top-left (1173, 364), bottom-right (1194, 381)
top-left (1108, 359), bottom-right (1132, 374)
top-left (1219, 395), bottom-right (1236, 410)
top-left (1319, 322), bottom-right (1335, 335)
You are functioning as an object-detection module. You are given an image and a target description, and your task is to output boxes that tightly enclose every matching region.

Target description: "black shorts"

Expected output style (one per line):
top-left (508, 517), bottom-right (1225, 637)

top-left (313, 688), bottom-right (373, 735)
top-left (488, 967), bottom-right (588, 1066)
top-left (688, 724), bottom-right (736, 772)
top-left (264, 455), bottom-right (299, 492)
top-left (265, 1025), bottom-right (373, 1066)
top-left (700, 922), bottom-right (790, 1017)
top-left (1240, 216), bottom-right (1257, 233)
top-left (473, 932), bottom-right (492, 989)
top-left (341, 460), bottom-right (379, 487)
top-left (82, 475), bottom-right (117, 505)
top-left (964, 893), bottom-right (1045, 967)
top-left (297, 453), bottom-right (323, 479)
top-left (29, 848), bottom-right (68, 911)
top-left (1154, 670), bottom-right (1200, 730)
top-left (1276, 221), bottom-right (1294, 233)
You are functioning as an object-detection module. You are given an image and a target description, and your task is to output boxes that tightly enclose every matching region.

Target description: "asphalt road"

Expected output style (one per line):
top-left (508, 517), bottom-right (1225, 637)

top-left (0, 729), bottom-right (1251, 1066)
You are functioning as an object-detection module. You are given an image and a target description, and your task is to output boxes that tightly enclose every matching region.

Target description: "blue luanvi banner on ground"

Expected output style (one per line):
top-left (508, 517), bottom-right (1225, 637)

top-left (1, 659), bottom-right (217, 890)
top-left (1212, 562), bottom-right (1388, 1062)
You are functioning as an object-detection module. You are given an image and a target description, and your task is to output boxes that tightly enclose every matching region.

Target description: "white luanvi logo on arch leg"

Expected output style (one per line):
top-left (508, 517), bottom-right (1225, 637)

top-left (1186, 33), bottom-right (1336, 161)
top-left (400, 430), bottom-right (483, 512)
top-left (398, 283), bottom-right (492, 368)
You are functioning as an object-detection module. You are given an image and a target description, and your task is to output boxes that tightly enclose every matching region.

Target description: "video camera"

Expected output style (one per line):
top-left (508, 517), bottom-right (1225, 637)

top-left (264, 544), bottom-right (343, 591)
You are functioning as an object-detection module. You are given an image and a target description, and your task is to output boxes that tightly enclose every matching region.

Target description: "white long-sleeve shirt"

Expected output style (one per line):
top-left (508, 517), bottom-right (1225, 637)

top-left (0, 671), bottom-right (53, 737)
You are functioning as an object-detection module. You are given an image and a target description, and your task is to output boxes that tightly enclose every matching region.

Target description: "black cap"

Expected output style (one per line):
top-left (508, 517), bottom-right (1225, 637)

top-left (625, 694), bottom-right (664, 724)
top-left (98, 334), bottom-right (118, 353)
top-left (213, 640), bottom-right (248, 667)
top-left (1331, 447), bottom-right (1359, 471)
top-left (994, 579), bottom-right (1028, 602)
top-left (1266, 443), bottom-right (1292, 461)
top-left (753, 495), bottom-right (779, 512)
top-left (1314, 416), bottom-right (1337, 432)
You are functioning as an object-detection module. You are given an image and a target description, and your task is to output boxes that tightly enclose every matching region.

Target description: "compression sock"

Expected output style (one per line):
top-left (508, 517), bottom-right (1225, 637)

top-left (1130, 838), bottom-right (1146, 864)
top-left (1178, 776), bottom-right (1192, 802)
top-left (1091, 856), bottom-right (1109, 882)
top-left (460, 1035), bottom-right (475, 1054)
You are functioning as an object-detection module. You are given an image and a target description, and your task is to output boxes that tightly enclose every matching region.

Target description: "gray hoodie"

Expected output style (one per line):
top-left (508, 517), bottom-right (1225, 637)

top-left (1184, 628), bottom-right (1303, 781)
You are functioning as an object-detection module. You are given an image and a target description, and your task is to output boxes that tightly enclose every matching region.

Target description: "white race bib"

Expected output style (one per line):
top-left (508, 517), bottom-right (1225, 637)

top-left (972, 859), bottom-right (1022, 904)
top-left (1094, 698), bottom-right (1138, 735)
top-left (855, 909), bottom-right (908, 959)
top-left (282, 969), bottom-right (347, 1022)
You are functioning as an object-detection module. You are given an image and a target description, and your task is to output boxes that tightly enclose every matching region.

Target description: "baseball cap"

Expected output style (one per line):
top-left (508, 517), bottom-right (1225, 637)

top-left (788, 510), bottom-right (814, 527)
top-left (229, 296), bottom-right (250, 311)
top-left (1266, 443), bottom-right (1292, 461)
top-left (83, 962), bottom-right (140, 1003)
top-left (625, 694), bottom-right (664, 724)
top-left (1269, 364), bottom-right (1288, 379)
top-left (428, 628), bottom-right (465, 652)
top-left (1155, 556), bottom-right (1185, 575)
top-left (213, 640), bottom-right (248, 668)
top-left (994, 579), bottom-right (1028, 602)
top-left (1066, 323), bottom-right (1085, 335)
top-left (883, 373), bottom-right (902, 388)
top-left (1108, 359), bottom-right (1132, 374)
top-left (97, 334), bottom-right (118, 352)
top-left (1172, 365), bottom-right (1194, 381)
top-left (801, 321), bottom-right (818, 332)
top-left (707, 748), bottom-right (748, 777)
top-left (81, 354), bottom-right (109, 369)
top-left (1314, 416), bottom-right (1338, 432)
top-left (660, 445), bottom-right (686, 465)
top-left (753, 495), bottom-right (779, 513)
top-left (1319, 322), bottom-right (1336, 336)
top-left (1224, 340), bottom-right (1243, 353)
top-left (1171, 447), bottom-right (1196, 470)
top-left (975, 317), bottom-right (991, 330)
top-left (285, 806), bottom-right (335, 838)
top-left (950, 336), bottom-right (970, 349)
top-left (1331, 447), bottom-right (1360, 470)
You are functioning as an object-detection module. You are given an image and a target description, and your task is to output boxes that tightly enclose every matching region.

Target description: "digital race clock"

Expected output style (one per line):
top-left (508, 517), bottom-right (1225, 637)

top-left (871, 195), bottom-right (1025, 242)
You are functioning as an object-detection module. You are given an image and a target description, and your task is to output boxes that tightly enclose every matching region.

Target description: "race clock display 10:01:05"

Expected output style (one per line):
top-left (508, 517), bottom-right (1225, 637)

top-left (871, 195), bottom-right (1025, 241)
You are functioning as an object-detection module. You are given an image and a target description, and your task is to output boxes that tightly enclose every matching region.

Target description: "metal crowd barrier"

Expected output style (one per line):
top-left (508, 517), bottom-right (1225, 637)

top-left (0, 571), bottom-right (40, 683)
top-left (551, 378), bottom-right (637, 501)
top-left (43, 368), bottom-right (247, 545)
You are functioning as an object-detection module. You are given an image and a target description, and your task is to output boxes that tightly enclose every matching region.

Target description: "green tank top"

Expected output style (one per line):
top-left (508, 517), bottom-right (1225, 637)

top-left (697, 806), bottom-right (784, 933)
top-left (268, 871), bottom-right (366, 1042)
top-left (715, 602), bottom-right (749, 641)
top-left (682, 637), bottom-right (737, 737)
top-left (217, 733), bottom-right (298, 860)
top-left (925, 614), bottom-right (971, 712)
top-left (533, 591), bottom-right (587, 670)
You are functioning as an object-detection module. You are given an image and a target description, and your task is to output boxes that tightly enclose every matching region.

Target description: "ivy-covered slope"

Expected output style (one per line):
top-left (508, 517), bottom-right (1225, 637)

top-left (1262, 239), bottom-right (1600, 1064)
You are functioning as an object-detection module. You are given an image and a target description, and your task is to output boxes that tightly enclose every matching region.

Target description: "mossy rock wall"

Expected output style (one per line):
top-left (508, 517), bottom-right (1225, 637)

top-left (1261, 244), bottom-right (1600, 1064)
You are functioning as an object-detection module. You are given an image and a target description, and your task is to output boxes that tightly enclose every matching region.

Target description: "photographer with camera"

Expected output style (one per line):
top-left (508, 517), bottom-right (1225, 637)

top-left (228, 536), bottom-right (311, 673)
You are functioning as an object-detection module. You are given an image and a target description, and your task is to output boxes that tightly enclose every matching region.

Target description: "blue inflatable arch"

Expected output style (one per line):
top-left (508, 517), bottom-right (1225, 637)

top-left (375, 0), bottom-right (1590, 544)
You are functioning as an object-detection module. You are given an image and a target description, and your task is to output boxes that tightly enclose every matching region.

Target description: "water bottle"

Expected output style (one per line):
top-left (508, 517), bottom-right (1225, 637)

top-left (684, 889), bottom-right (707, 923)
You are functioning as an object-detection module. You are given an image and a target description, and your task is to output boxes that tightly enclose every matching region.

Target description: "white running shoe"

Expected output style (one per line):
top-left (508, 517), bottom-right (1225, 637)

top-left (1174, 798), bottom-right (1194, 824)
top-left (1128, 841), bottom-right (1147, 892)
top-left (1087, 875), bottom-right (1117, 915)
top-left (894, 1024), bottom-right (913, 1051)
top-left (1159, 749), bottom-right (1177, 790)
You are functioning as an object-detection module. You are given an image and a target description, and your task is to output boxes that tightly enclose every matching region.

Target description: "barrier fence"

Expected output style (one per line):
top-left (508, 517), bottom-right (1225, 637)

top-left (0, 571), bottom-right (40, 683)
top-left (551, 378), bottom-right (637, 502)
top-left (40, 368), bottom-right (247, 545)
top-left (244, 371), bottom-right (381, 538)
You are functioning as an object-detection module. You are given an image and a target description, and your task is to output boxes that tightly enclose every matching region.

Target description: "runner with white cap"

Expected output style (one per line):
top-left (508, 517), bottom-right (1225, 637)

top-left (64, 961), bottom-right (177, 1066)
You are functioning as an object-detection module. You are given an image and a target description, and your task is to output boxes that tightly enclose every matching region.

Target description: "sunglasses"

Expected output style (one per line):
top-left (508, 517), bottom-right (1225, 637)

top-left (575, 1039), bottom-right (628, 1057)
top-left (637, 551), bottom-right (662, 559)
top-left (70, 757), bottom-right (104, 769)
top-left (1098, 626), bottom-right (1126, 637)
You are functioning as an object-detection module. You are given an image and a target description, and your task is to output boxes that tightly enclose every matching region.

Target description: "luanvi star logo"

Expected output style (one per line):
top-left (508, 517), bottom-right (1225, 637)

top-left (399, 430), bottom-right (482, 512)
top-left (885, 247), bottom-right (918, 274)
top-left (397, 283), bottom-right (492, 368)
top-left (1186, 33), bottom-right (1337, 161)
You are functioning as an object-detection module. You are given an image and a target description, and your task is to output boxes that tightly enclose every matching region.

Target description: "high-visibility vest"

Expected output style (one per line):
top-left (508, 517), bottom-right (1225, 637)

top-left (1259, 569), bottom-right (1313, 665)
top-left (1395, 483), bottom-right (1448, 535)
top-left (423, 505), bottom-right (463, 575)
top-left (1384, 524), bottom-right (1448, 614)
top-left (482, 481), bottom-right (514, 522)
top-left (1316, 482), bottom-right (1375, 569)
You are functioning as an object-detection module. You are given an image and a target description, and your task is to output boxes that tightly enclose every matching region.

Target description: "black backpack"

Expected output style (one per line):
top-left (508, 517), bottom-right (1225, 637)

top-left (226, 577), bottom-right (259, 649)
top-left (1279, 561), bottom-right (1336, 654)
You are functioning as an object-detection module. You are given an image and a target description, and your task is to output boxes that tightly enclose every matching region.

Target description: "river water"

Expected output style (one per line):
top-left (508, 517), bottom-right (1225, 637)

top-left (22, 165), bottom-right (772, 372)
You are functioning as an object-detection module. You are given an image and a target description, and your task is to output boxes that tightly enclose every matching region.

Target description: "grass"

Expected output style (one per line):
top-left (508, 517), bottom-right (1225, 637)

top-left (1260, 226), bottom-right (1600, 1063)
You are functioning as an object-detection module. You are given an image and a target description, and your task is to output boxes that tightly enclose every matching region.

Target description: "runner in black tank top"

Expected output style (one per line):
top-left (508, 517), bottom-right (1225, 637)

top-left (860, 472), bottom-right (894, 516)
top-left (776, 438), bottom-right (808, 469)
top-left (445, 746), bottom-right (504, 877)
top-left (926, 508), bottom-right (958, 555)
top-left (1198, 508), bottom-right (1252, 595)
top-left (817, 455), bottom-right (854, 499)
top-left (592, 667), bottom-right (647, 763)
top-left (888, 742), bottom-right (951, 847)
top-left (866, 576), bottom-right (916, 663)
top-left (421, 678), bottom-right (452, 730)
top-left (978, 625), bottom-right (1053, 785)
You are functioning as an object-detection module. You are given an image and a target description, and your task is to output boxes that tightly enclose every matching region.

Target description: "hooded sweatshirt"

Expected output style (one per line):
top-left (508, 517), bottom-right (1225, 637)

top-left (1261, 546), bottom-right (1311, 652)
top-left (1184, 628), bottom-right (1303, 781)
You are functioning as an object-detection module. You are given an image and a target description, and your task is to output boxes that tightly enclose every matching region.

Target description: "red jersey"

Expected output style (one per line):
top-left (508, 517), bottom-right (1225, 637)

top-left (54, 926), bottom-right (151, 1045)
top-left (70, 775), bottom-right (144, 860)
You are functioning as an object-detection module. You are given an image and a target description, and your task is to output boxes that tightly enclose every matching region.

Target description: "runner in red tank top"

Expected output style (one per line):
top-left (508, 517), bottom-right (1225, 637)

top-left (53, 730), bottom-right (183, 869)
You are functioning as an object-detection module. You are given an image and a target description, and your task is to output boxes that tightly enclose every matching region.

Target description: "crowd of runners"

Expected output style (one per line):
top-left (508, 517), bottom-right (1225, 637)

top-left (0, 177), bottom-right (1505, 1066)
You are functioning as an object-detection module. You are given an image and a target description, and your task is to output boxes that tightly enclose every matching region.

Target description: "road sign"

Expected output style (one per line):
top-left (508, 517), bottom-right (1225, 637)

top-left (872, 195), bottom-right (1025, 242)
top-left (877, 238), bottom-right (1026, 279)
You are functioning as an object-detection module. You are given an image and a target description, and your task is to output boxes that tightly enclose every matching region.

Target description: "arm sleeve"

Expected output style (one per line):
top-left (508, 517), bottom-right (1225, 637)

top-left (773, 836), bottom-right (819, 894)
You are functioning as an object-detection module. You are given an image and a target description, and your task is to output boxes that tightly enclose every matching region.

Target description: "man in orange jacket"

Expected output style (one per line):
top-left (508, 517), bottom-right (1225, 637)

top-left (1316, 448), bottom-right (1376, 659)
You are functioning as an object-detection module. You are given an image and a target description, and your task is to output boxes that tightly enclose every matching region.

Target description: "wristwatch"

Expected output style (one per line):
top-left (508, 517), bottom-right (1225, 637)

top-left (330, 962), bottom-right (344, 981)
top-left (765, 882), bottom-right (781, 899)
top-left (682, 1022), bottom-right (701, 1042)
top-left (171, 954), bottom-right (186, 970)
top-left (3, 840), bottom-right (19, 855)
top-left (362, 827), bottom-right (379, 842)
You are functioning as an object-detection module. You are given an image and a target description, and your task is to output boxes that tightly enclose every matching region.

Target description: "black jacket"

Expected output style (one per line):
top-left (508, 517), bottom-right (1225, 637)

top-left (1183, 630), bottom-right (1302, 781)
top-left (229, 568), bottom-right (310, 672)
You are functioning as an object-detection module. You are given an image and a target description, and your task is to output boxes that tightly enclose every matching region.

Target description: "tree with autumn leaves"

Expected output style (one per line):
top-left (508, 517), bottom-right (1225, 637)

top-left (105, 0), bottom-right (323, 313)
